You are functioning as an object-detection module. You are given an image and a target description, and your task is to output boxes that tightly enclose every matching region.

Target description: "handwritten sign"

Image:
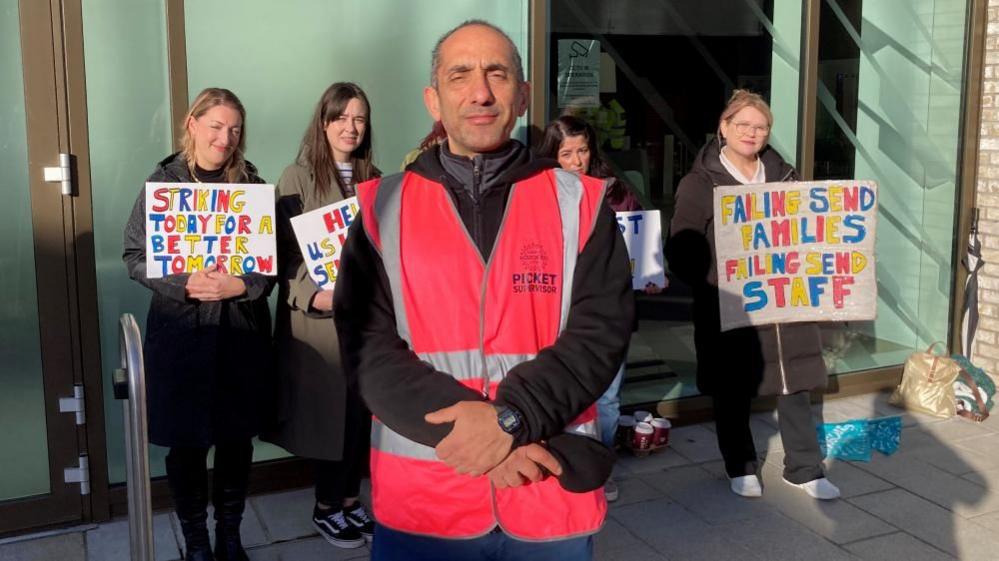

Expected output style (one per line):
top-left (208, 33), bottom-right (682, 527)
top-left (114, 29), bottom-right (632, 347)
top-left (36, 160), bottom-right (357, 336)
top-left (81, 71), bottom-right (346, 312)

top-left (289, 197), bottom-right (358, 290)
top-left (616, 210), bottom-right (667, 290)
top-left (144, 183), bottom-right (276, 278)
top-left (712, 180), bottom-right (878, 331)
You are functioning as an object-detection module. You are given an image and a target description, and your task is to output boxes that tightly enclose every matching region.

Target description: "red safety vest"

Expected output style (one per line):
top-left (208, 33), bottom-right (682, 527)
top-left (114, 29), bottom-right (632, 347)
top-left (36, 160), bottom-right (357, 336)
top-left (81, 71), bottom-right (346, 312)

top-left (356, 168), bottom-right (608, 540)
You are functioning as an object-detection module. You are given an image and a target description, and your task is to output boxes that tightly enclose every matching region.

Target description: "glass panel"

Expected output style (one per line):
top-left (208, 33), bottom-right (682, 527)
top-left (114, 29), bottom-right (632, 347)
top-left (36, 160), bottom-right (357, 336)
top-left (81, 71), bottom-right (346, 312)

top-left (184, 0), bottom-right (531, 463)
top-left (83, 0), bottom-right (174, 482)
top-left (814, 0), bottom-right (966, 372)
top-left (0, 0), bottom-right (50, 500)
top-left (547, 0), bottom-right (803, 405)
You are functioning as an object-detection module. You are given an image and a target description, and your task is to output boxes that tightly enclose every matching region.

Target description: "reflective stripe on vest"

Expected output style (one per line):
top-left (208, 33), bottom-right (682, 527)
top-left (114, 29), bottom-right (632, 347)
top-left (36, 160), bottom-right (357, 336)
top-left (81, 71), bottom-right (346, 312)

top-left (357, 168), bottom-right (607, 540)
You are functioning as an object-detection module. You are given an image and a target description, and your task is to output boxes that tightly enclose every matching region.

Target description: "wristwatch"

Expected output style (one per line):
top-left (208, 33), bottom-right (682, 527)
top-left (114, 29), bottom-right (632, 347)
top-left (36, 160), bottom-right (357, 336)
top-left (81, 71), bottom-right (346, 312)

top-left (494, 405), bottom-right (524, 436)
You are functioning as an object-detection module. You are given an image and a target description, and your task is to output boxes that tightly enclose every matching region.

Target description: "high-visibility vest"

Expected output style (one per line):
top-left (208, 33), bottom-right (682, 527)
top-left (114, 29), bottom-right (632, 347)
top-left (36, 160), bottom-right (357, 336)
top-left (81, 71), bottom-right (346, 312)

top-left (356, 167), bottom-right (609, 540)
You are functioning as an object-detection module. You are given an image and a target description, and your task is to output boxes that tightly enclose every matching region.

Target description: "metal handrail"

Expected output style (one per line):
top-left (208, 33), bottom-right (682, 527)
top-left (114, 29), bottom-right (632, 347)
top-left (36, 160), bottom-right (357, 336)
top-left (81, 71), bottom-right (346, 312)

top-left (114, 313), bottom-right (153, 561)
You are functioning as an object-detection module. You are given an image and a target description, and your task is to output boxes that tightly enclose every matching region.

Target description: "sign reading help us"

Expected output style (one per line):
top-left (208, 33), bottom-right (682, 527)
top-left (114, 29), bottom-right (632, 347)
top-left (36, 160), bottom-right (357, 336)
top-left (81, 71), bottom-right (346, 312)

top-left (145, 183), bottom-right (276, 278)
top-left (616, 210), bottom-right (667, 290)
top-left (712, 180), bottom-right (878, 331)
top-left (289, 197), bottom-right (358, 291)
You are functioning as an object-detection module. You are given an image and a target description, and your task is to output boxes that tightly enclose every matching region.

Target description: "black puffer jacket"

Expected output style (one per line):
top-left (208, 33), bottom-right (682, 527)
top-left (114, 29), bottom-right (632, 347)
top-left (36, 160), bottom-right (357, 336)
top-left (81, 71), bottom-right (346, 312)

top-left (123, 152), bottom-right (276, 447)
top-left (666, 141), bottom-right (827, 397)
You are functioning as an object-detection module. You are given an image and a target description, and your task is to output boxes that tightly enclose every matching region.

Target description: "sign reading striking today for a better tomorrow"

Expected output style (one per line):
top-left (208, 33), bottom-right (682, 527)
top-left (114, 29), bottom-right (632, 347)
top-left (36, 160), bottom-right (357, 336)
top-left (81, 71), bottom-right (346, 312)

top-left (712, 180), bottom-right (878, 331)
top-left (144, 183), bottom-right (277, 278)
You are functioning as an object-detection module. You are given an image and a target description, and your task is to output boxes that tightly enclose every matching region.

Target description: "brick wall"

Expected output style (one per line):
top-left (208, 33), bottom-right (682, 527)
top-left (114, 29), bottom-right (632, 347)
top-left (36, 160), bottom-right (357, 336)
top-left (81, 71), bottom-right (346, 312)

top-left (972, 1), bottom-right (999, 374)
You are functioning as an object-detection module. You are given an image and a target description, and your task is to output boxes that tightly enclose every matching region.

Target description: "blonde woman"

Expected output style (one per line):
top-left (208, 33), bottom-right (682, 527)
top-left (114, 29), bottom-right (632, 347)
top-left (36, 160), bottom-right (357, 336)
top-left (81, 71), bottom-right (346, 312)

top-left (666, 90), bottom-right (839, 500)
top-left (123, 87), bottom-right (274, 561)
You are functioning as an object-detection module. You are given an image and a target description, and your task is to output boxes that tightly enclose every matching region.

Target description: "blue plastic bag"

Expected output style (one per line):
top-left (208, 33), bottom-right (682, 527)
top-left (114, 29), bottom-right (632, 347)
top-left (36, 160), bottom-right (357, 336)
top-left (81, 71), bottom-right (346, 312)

top-left (868, 415), bottom-right (902, 456)
top-left (816, 419), bottom-right (872, 461)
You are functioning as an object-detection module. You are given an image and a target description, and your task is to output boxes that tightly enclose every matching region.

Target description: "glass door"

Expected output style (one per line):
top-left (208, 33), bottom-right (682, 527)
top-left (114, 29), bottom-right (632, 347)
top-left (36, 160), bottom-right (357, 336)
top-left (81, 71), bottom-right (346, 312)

top-left (0, 0), bottom-right (94, 534)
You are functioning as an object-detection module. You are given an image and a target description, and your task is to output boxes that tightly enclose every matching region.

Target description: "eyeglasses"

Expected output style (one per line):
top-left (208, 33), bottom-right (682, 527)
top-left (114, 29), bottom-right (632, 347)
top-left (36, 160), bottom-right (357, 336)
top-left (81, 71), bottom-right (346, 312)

top-left (731, 121), bottom-right (770, 136)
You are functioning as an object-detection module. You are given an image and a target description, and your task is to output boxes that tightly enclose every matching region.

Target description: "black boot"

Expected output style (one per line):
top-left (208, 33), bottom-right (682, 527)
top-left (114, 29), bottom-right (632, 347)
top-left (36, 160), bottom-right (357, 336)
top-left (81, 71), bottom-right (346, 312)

top-left (166, 447), bottom-right (214, 561)
top-left (212, 441), bottom-right (253, 561)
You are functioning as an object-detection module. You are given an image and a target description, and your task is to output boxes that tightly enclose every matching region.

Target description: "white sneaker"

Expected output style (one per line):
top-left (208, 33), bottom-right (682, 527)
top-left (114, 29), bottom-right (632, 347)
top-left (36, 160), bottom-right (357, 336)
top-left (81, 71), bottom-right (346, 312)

top-left (784, 477), bottom-right (840, 500)
top-left (729, 475), bottom-right (762, 497)
top-left (604, 477), bottom-right (620, 502)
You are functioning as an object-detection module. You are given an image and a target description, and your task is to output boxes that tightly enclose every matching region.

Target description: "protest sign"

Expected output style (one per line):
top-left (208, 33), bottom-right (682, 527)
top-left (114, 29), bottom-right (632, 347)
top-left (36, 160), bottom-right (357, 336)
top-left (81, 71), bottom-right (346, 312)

top-left (289, 197), bottom-right (358, 290)
top-left (617, 210), bottom-right (667, 290)
top-left (144, 183), bottom-right (276, 278)
top-left (712, 180), bottom-right (878, 331)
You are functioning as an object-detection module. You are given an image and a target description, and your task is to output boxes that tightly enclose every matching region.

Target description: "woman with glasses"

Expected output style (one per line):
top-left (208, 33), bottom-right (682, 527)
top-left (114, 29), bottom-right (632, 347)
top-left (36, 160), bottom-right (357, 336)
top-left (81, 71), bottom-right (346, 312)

top-left (666, 90), bottom-right (839, 500)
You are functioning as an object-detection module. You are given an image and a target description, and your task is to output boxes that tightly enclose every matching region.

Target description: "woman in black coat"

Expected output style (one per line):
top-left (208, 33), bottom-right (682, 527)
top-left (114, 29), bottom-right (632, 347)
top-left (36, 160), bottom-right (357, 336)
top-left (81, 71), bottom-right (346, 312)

top-left (123, 87), bottom-right (275, 561)
top-left (666, 90), bottom-right (839, 501)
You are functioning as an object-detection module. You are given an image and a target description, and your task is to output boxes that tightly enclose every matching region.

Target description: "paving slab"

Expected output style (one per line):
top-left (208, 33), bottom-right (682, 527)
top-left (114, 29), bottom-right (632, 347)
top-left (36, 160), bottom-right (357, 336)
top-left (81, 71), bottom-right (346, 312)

top-left (639, 465), bottom-right (775, 525)
top-left (848, 488), bottom-right (999, 561)
top-left (715, 509), bottom-right (862, 561)
top-left (247, 536), bottom-right (369, 561)
top-left (610, 499), bottom-right (768, 561)
top-left (607, 474), bottom-right (667, 508)
top-left (756, 460), bottom-right (896, 544)
top-left (249, 488), bottom-right (317, 542)
top-left (918, 418), bottom-right (997, 442)
top-left (852, 451), bottom-right (999, 517)
top-left (593, 517), bottom-right (668, 561)
top-left (0, 533), bottom-right (85, 561)
top-left (86, 513), bottom-right (180, 561)
top-left (818, 459), bottom-right (895, 499)
top-left (842, 531), bottom-right (956, 561)
top-left (665, 425), bottom-right (723, 463)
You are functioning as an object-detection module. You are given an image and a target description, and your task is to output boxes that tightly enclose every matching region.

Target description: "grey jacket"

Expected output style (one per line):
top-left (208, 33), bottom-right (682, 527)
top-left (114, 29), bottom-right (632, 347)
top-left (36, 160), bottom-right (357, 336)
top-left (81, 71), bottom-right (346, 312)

top-left (262, 162), bottom-right (366, 461)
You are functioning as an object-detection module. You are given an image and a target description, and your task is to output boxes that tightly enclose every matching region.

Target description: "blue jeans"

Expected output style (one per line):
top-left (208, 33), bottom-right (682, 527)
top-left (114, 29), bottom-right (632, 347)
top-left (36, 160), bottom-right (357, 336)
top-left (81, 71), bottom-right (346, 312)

top-left (371, 523), bottom-right (593, 561)
top-left (597, 362), bottom-right (625, 448)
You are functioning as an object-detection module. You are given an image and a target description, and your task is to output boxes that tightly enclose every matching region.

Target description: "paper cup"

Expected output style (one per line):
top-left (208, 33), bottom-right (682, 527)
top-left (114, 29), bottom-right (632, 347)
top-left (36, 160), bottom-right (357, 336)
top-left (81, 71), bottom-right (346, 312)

top-left (617, 415), bottom-right (636, 447)
top-left (632, 422), bottom-right (654, 450)
top-left (651, 417), bottom-right (672, 447)
top-left (633, 410), bottom-right (654, 424)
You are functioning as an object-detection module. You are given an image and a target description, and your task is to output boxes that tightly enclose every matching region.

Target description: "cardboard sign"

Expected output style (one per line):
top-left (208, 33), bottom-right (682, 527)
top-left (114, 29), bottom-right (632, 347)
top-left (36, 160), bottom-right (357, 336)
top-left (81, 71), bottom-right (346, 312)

top-left (144, 183), bottom-right (276, 278)
top-left (617, 210), bottom-right (667, 290)
top-left (289, 197), bottom-right (358, 291)
top-left (712, 180), bottom-right (878, 331)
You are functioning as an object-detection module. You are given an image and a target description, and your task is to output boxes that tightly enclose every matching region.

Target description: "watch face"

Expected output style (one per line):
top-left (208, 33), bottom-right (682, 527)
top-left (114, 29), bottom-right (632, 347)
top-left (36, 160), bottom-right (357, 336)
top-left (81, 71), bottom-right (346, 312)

top-left (498, 409), bottom-right (521, 433)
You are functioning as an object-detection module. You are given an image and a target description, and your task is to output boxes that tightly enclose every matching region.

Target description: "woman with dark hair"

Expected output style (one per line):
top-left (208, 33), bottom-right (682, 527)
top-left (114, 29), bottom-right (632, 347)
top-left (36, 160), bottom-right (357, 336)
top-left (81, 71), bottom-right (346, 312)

top-left (265, 82), bottom-right (379, 549)
top-left (537, 115), bottom-right (639, 212)
top-left (538, 115), bottom-right (658, 503)
top-left (666, 90), bottom-right (838, 500)
top-left (123, 87), bottom-right (274, 561)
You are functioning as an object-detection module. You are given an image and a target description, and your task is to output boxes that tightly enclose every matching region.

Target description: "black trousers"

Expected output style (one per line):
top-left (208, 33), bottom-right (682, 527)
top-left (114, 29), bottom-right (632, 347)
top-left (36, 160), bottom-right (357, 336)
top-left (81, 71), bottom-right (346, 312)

top-left (314, 394), bottom-right (371, 508)
top-left (712, 391), bottom-right (823, 484)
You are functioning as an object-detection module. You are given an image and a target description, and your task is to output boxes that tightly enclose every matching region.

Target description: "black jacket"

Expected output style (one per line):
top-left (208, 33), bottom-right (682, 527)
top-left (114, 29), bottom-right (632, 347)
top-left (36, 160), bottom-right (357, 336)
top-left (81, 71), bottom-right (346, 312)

top-left (333, 141), bottom-right (634, 491)
top-left (123, 153), bottom-right (276, 447)
top-left (666, 141), bottom-right (827, 397)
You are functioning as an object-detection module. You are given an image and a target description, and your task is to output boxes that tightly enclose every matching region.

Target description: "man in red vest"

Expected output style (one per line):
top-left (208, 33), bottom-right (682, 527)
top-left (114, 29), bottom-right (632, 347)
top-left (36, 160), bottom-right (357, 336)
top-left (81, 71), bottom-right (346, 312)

top-left (335, 19), bottom-right (634, 561)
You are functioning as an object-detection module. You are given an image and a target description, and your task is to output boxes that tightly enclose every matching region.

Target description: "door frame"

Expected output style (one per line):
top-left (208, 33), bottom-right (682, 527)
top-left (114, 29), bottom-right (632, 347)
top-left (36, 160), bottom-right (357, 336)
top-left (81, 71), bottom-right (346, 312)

top-left (0, 0), bottom-right (109, 536)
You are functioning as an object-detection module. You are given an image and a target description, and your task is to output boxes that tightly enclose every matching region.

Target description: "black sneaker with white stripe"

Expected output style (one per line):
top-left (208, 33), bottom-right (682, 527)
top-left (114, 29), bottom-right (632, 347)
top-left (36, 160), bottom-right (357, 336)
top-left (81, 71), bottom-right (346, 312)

top-left (313, 505), bottom-right (364, 549)
top-left (343, 502), bottom-right (375, 542)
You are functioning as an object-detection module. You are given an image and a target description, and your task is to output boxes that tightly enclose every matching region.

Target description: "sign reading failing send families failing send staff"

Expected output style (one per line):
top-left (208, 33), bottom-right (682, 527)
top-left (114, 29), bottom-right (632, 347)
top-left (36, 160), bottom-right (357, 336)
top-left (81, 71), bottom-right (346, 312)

top-left (712, 180), bottom-right (878, 331)
top-left (144, 183), bottom-right (277, 278)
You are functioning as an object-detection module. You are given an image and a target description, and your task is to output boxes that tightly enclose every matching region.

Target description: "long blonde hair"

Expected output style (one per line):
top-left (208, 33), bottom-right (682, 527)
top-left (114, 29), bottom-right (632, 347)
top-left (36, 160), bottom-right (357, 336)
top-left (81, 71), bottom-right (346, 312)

top-left (717, 89), bottom-right (773, 143)
top-left (180, 87), bottom-right (249, 182)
